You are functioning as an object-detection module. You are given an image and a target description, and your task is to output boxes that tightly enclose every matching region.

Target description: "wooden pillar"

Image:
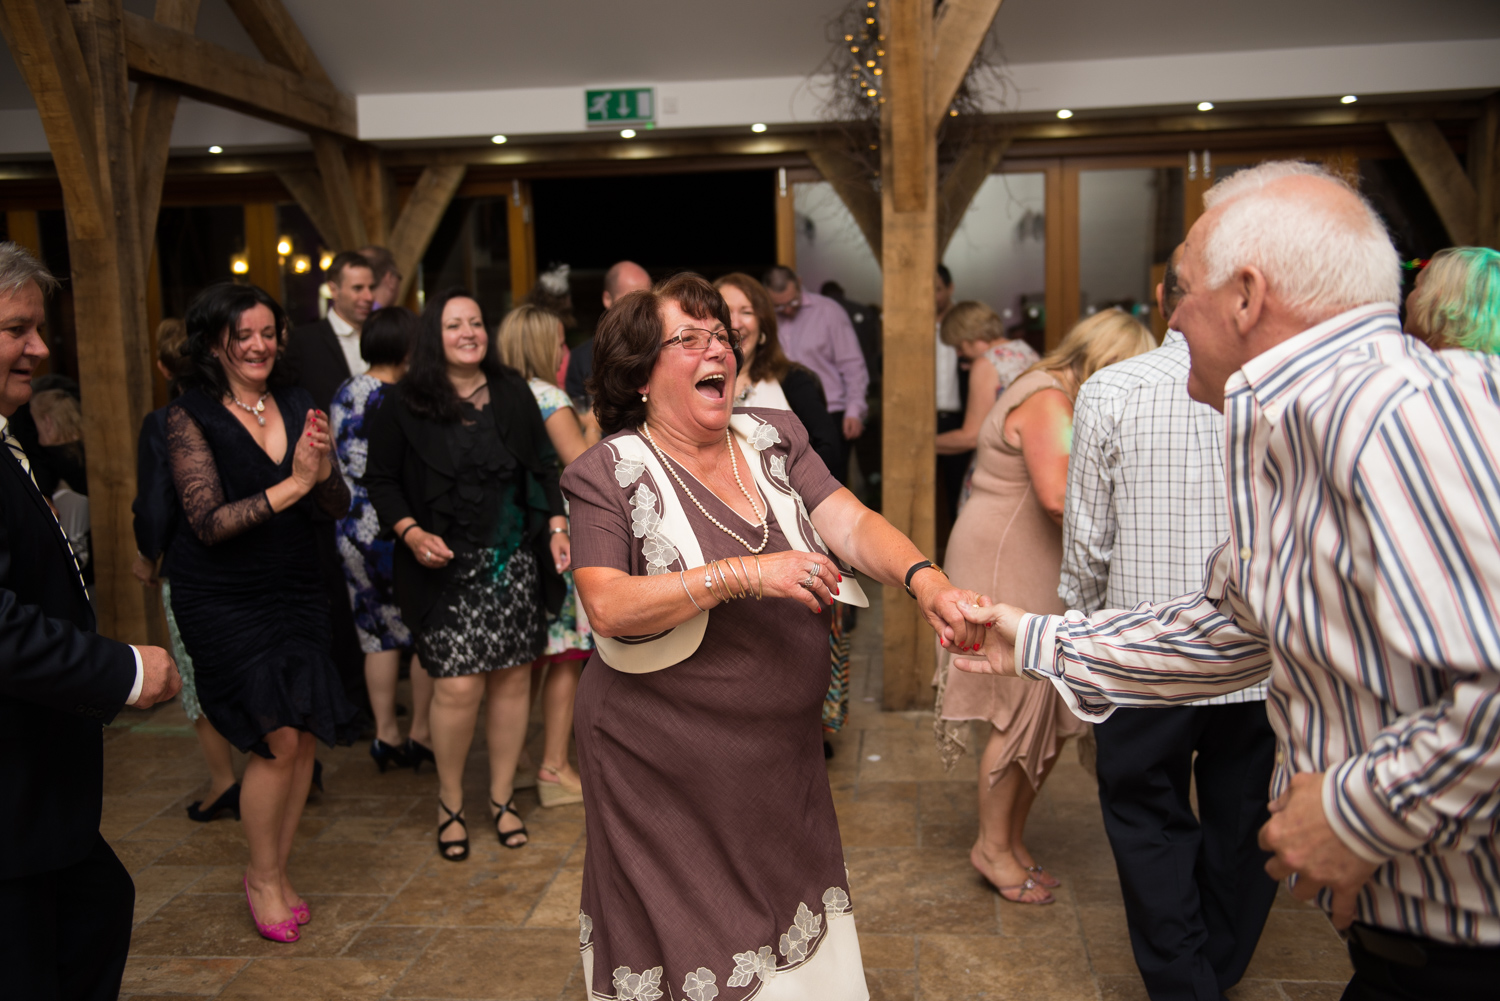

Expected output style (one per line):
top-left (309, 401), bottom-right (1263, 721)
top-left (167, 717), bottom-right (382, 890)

top-left (775, 167), bottom-right (796, 269)
top-left (1, 0), bottom-right (154, 641)
top-left (879, 0), bottom-right (937, 710)
top-left (507, 179), bottom-right (536, 301)
top-left (348, 144), bottom-right (394, 247)
top-left (1044, 164), bottom-right (1078, 351)
top-left (388, 163), bottom-right (466, 306)
top-left (243, 201), bottom-right (280, 298)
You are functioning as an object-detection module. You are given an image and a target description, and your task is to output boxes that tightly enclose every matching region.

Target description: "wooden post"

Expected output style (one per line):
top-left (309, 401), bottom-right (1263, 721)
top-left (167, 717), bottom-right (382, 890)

top-left (774, 167), bottom-right (796, 269)
top-left (348, 144), bottom-right (395, 248)
top-left (878, 0), bottom-right (937, 710)
top-left (243, 201), bottom-right (280, 298)
top-left (1387, 120), bottom-right (1479, 246)
top-left (387, 164), bottom-right (466, 307)
top-left (507, 179), bottom-right (536, 301)
top-left (1043, 164), bottom-right (1078, 352)
top-left (1, 0), bottom-right (154, 641)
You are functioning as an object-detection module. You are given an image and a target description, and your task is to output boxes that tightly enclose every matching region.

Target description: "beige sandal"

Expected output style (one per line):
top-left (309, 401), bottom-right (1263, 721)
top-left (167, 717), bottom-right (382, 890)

top-left (996, 877), bottom-right (1054, 905)
top-left (536, 764), bottom-right (584, 808)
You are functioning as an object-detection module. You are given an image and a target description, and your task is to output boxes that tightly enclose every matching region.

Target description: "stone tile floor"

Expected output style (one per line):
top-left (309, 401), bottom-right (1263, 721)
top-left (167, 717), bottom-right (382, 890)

top-left (111, 592), bottom-right (1353, 999)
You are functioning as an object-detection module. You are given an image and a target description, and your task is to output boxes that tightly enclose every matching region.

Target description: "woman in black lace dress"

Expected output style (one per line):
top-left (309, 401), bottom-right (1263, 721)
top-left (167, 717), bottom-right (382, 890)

top-left (365, 288), bottom-right (568, 861)
top-left (166, 283), bottom-right (357, 944)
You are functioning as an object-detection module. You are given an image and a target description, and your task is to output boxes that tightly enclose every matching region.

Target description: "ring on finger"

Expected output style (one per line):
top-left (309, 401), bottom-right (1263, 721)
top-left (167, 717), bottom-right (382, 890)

top-left (801, 572), bottom-right (817, 588)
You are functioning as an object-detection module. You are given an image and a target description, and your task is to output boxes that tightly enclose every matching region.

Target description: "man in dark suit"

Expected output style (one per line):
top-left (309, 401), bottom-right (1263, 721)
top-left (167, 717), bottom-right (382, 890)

top-left (0, 243), bottom-right (180, 1000)
top-left (283, 250), bottom-right (376, 711)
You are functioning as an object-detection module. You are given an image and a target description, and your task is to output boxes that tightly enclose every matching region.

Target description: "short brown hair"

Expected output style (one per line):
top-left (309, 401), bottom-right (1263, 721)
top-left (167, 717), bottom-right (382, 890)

top-left (939, 301), bottom-right (1004, 347)
top-left (590, 272), bottom-right (739, 436)
top-left (326, 250), bottom-right (372, 286)
top-left (714, 272), bottom-right (791, 384)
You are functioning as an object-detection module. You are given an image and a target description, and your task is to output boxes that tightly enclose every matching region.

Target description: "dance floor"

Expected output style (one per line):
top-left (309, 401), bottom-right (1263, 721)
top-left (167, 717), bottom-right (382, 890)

top-left (110, 589), bottom-right (1352, 1000)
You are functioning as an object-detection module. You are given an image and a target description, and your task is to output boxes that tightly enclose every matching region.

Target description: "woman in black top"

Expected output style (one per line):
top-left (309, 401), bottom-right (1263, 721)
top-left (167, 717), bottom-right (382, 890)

top-left (364, 288), bottom-right (569, 860)
top-left (714, 273), bottom-right (841, 472)
top-left (166, 283), bottom-right (356, 943)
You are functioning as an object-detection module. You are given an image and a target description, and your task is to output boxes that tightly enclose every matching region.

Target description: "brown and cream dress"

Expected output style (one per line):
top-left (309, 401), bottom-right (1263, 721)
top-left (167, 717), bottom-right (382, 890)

top-left (561, 408), bottom-right (869, 1001)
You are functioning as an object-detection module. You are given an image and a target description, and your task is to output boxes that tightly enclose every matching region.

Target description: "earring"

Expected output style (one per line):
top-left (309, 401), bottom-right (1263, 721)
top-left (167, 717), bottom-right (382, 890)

top-left (641, 392), bottom-right (649, 403)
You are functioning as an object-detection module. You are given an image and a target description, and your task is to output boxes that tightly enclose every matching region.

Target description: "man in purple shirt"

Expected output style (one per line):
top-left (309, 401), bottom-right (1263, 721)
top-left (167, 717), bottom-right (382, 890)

top-left (763, 266), bottom-right (869, 482)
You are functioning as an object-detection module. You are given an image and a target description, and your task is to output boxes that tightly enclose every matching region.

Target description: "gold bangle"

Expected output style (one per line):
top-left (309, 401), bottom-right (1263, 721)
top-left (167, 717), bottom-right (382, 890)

top-left (706, 561), bottom-right (726, 603)
top-left (711, 560), bottom-right (732, 602)
top-left (725, 558), bottom-right (749, 599)
top-left (737, 556), bottom-right (760, 600)
top-left (721, 559), bottom-right (745, 600)
top-left (752, 555), bottom-right (765, 600)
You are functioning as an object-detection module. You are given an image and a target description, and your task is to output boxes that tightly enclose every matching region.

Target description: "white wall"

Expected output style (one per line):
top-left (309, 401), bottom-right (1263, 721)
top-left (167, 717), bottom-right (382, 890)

top-left (943, 172), bottom-right (1047, 325)
top-left (793, 181), bottom-right (882, 306)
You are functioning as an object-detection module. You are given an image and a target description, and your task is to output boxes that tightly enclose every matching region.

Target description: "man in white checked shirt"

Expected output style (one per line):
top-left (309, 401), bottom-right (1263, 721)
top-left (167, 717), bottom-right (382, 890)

top-left (1060, 246), bottom-right (1276, 1001)
top-left (956, 162), bottom-right (1500, 1000)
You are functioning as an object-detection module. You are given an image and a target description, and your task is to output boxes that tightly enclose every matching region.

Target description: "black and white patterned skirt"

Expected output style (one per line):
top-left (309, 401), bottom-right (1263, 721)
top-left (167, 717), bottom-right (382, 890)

top-left (417, 545), bottom-right (547, 678)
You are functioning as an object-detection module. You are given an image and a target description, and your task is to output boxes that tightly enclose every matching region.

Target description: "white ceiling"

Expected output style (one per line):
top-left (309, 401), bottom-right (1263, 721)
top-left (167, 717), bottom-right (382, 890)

top-left (0, 0), bottom-right (1495, 144)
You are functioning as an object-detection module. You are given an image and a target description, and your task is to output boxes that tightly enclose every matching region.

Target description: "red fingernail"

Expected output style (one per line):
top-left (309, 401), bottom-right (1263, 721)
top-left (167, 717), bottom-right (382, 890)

top-left (838, 574), bottom-right (843, 581)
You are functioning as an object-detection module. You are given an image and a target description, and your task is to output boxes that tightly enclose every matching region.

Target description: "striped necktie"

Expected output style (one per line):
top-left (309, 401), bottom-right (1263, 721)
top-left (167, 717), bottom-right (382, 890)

top-left (3, 422), bottom-right (89, 590)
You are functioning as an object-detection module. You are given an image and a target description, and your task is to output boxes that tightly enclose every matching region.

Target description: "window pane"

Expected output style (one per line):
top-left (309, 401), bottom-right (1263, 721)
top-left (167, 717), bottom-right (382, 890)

top-left (1078, 167), bottom-right (1183, 322)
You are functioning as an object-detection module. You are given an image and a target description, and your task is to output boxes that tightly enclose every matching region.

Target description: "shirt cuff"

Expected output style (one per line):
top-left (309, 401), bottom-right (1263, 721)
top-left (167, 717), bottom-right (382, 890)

top-left (1322, 758), bottom-right (1424, 865)
top-left (126, 645), bottom-right (145, 707)
top-left (1016, 611), bottom-right (1114, 724)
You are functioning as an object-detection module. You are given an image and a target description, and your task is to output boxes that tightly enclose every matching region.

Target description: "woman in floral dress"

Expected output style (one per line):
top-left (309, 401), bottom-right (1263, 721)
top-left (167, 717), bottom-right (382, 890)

top-left (330, 307), bottom-right (434, 771)
top-left (498, 304), bottom-right (599, 808)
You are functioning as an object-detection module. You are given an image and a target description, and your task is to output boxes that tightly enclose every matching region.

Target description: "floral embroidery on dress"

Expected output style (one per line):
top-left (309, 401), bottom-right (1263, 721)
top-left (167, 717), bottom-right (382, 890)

top-left (727, 945), bottom-right (777, 987)
top-left (629, 484), bottom-right (679, 575)
top-left (614, 456), bottom-right (646, 488)
top-left (682, 967), bottom-right (719, 1001)
top-left (766, 454), bottom-right (827, 553)
top-left (747, 421), bottom-right (781, 451)
top-left (778, 902), bottom-right (823, 964)
top-left (822, 886), bottom-right (851, 915)
top-left (580, 912), bottom-right (594, 947)
top-left (611, 966), bottom-right (664, 1001)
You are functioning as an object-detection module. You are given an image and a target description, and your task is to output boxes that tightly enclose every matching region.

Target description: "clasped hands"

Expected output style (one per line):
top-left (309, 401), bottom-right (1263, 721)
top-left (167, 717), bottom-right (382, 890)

top-left (947, 599), bottom-right (1381, 928)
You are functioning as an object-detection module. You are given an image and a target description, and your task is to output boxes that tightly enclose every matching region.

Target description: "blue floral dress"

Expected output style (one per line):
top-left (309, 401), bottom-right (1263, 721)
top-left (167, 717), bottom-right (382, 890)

top-left (331, 375), bottom-right (412, 653)
top-left (527, 377), bottom-right (594, 660)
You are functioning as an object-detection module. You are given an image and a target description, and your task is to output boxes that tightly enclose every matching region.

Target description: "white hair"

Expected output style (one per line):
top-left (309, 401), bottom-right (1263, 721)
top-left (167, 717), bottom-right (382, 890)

top-left (1198, 161), bottom-right (1400, 320)
top-left (0, 241), bottom-right (58, 298)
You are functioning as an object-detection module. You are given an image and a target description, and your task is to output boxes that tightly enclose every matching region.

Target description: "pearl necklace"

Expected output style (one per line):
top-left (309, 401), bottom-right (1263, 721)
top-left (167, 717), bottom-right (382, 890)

top-left (640, 423), bottom-right (769, 554)
top-left (229, 390), bottom-right (271, 426)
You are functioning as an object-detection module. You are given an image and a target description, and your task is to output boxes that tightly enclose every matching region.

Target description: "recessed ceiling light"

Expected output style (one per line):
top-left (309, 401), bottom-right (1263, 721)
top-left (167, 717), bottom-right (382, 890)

top-left (1341, 94), bottom-right (1358, 104)
top-left (208, 145), bottom-right (223, 154)
top-left (620, 128), bottom-right (636, 139)
top-left (751, 123), bottom-right (768, 133)
top-left (491, 134), bottom-right (507, 144)
top-left (1056, 109), bottom-right (1073, 120)
top-left (1197, 101), bottom-right (1215, 112)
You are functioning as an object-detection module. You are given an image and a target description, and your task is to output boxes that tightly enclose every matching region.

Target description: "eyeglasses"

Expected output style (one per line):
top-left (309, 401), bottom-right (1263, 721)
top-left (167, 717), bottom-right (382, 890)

top-left (662, 327), bottom-right (743, 352)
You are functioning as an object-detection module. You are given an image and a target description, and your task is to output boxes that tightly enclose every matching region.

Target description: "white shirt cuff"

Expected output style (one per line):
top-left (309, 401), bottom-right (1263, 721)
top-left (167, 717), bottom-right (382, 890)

top-left (126, 645), bottom-right (145, 706)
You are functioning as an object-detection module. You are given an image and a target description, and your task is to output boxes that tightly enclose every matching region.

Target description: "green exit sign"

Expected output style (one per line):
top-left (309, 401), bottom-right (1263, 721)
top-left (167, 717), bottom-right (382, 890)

top-left (586, 88), bottom-right (655, 125)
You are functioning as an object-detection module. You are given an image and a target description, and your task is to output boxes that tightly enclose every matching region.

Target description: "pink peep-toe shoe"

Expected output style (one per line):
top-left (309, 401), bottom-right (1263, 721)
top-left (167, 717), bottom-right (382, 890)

top-left (244, 876), bottom-right (300, 943)
top-left (290, 900), bottom-right (311, 925)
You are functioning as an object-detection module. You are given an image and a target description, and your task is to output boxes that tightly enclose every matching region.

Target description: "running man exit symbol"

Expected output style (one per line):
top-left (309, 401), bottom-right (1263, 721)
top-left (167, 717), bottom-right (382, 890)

top-left (585, 88), bottom-right (655, 125)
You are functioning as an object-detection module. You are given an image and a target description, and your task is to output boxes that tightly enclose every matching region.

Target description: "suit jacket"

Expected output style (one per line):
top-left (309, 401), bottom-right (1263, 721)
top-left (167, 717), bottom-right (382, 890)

top-left (285, 318), bottom-right (352, 413)
top-left (0, 432), bottom-right (136, 880)
top-left (364, 367), bottom-right (567, 630)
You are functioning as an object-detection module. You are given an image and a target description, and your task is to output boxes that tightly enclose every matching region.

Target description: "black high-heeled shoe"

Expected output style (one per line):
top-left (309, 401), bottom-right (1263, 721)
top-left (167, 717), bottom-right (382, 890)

top-left (437, 800), bottom-right (469, 862)
top-left (370, 738), bottom-right (410, 773)
top-left (491, 798), bottom-right (528, 850)
top-left (405, 737), bottom-right (436, 774)
top-left (187, 783), bottom-right (240, 822)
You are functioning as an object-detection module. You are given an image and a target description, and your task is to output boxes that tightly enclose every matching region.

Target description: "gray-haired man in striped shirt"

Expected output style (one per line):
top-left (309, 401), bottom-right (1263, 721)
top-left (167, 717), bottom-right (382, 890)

top-left (957, 162), bottom-right (1500, 1000)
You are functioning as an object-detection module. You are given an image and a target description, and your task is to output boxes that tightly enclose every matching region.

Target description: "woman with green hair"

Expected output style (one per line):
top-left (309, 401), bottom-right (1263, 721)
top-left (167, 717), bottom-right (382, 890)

top-left (1406, 246), bottom-right (1500, 353)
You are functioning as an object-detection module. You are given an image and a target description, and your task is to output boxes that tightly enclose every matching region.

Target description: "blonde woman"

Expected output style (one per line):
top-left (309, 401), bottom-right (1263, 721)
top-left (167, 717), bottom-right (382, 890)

top-left (497, 304), bottom-right (598, 807)
top-left (934, 308), bottom-right (1155, 904)
top-left (1404, 246), bottom-right (1500, 353)
top-left (934, 301), bottom-right (1040, 457)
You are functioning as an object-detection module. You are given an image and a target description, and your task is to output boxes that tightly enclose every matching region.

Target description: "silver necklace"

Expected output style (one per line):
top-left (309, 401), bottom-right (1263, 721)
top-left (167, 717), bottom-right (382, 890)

top-left (230, 391), bottom-right (270, 426)
top-left (640, 423), bottom-right (769, 554)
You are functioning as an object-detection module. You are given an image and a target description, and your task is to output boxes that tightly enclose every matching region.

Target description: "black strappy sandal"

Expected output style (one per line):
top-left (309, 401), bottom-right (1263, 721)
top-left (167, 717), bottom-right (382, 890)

top-left (436, 800), bottom-right (469, 862)
top-left (491, 798), bottom-right (528, 849)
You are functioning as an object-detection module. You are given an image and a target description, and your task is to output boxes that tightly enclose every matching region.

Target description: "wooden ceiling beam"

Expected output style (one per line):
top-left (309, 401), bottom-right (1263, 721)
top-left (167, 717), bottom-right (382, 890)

top-left (1387, 119), bottom-right (1478, 245)
top-left (929, 0), bottom-right (1005, 131)
top-left (130, 0), bottom-right (201, 254)
top-left (806, 148), bottom-right (882, 259)
top-left (387, 163), bottom-right (466, 305)
top-left (937, 137), bottom-right (1010, 255)
top-left (121, 10), bottom-right (355, 137)
top-left (222, 0), bottom-right (329, 83)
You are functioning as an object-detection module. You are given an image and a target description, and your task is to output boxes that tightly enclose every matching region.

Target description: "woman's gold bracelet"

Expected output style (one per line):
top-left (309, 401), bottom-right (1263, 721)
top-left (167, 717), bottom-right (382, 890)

top-left (752, 555), bottom-right (765, 599)
top-left (736, 556), bottom-right (761, 600)
top-left (711, 560), bottom-right (732, 602)
top-left (725, 558), bottom-right (749, 599)
top-left (719, 559), bottom-right (745, 600)
top-left (705, 561), bottom-right (726, 603)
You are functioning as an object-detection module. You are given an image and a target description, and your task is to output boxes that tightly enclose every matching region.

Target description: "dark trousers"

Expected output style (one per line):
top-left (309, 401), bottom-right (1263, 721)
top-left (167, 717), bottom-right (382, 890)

top-left (0, 834), bottom-right (134, 1001)
top-left (827, 410), bottom-right (849, 484)
top-left (1342, 924), bottom-right (1500, 1000)
top-left (1095, 701), bottom-right (1279, 1001)
top-left (314, 519), bottom-right (367, 712)
top-left (936, 411), bottom-right (970, 524)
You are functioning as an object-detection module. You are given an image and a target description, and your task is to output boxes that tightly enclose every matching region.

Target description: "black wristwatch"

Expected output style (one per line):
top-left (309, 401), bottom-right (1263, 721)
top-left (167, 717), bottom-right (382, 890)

top-left (904, 560), bottom-right (943, 598)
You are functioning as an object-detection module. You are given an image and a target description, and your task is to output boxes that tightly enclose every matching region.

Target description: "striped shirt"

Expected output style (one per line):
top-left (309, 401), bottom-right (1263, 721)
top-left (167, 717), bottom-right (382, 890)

top-left (1018, 304), bottom-right (1500, 944)
top-left (1059, 330), bottom-right (1265, 704)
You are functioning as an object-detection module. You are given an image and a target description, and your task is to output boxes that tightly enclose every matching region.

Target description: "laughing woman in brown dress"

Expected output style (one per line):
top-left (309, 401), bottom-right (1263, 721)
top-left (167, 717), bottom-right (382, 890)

top-left (563, 273), bottom-right (984, 1001)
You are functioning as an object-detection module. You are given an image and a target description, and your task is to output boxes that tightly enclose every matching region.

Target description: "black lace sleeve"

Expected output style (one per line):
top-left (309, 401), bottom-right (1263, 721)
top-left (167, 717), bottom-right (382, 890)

top-left (166, 406), bottom-right (274, 545)
top-left (311, 463), bottom-right (351, 519)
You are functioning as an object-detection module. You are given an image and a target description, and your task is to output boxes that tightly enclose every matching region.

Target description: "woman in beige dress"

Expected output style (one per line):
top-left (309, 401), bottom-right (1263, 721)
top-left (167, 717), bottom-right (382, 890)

top-left (935, 308), bottom-right (1155, 904)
